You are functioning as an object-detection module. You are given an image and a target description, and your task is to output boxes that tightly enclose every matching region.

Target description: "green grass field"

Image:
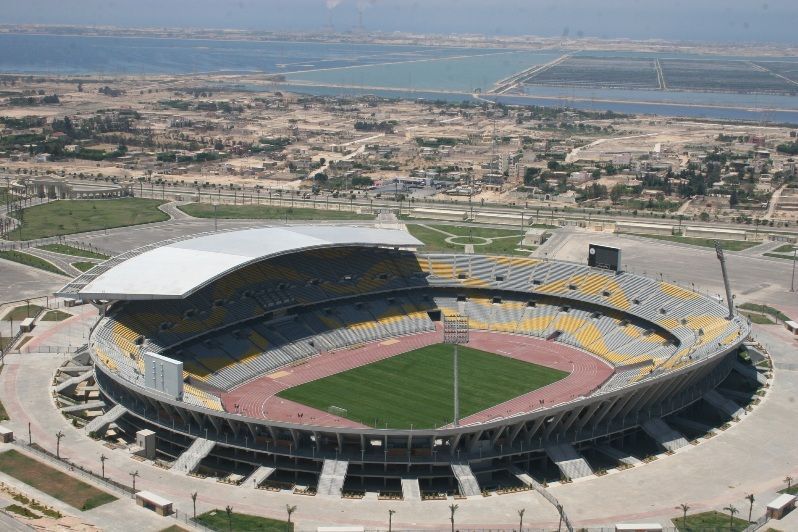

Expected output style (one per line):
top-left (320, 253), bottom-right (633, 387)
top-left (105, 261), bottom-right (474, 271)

top-left (37, 243), bottom-right (109, 260)
top-left (195, 509), bottom-right (291, 531)
top-left (178, 202), bottom-right (374, 221)
top-left (406, 224), bottom-right (531, 256)
top-left (2, 304), bottom-right (44, 321)
top-left (738, 303), bottom-right (791, 323)
top-left (41, 310), bottom-right (72, 322)
top-left (72, 261), bottom-right (98, 272)
top-left (0, 450), bottom-right (116, 510)
top-left (640, 234), bottom-right (760, 251)
top-left (673, 510), bottom-right (750, 531)
top-left (6, 198), bottom-right (168, 240)
top-left (278, 344), bottom-right (568, 429)
top-left (0, 251), bottom-right (65, 275)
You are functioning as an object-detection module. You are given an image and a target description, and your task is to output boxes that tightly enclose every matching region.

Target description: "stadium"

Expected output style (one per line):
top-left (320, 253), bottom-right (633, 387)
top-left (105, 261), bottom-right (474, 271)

top-left (57, 225), bottom-right (750, 498)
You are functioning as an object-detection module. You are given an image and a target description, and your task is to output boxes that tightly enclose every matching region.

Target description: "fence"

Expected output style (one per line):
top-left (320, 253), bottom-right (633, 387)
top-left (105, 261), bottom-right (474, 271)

top-left (743, 514), bottom-right (770, 532)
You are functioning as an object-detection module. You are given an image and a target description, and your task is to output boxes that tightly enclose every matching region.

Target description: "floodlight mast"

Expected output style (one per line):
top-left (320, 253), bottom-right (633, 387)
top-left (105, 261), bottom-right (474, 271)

top-left (443, 315), bottom-right (469, 427)
top-left (714, 240), bottom-right (736, 320)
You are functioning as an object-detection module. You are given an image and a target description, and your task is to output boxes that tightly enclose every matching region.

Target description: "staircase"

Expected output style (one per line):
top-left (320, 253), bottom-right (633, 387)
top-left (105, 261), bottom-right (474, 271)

top-left (545, 443), bottom-right (594, 479)
top-left (594, 444), bottom-right (642, 466)
top-left (171, 438), bottom-right (215, 474)
top-left (641, 418), bottom-right (689, 451)
top-left (84, 404), bottom-right (126, 436)
top-left (401, 478), bottom-right (421, 501)
top-left (243, 466), bottom-right (275, 488)
top-left (451, 462), bottom-right (481, 496)
top-left (317, 459), bottom-right (348, 497)
top-left (704, 389), bottom-right (745, 419)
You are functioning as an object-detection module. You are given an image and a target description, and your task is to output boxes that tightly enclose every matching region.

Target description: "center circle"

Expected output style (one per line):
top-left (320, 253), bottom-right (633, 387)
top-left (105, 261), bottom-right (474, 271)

top-left (448, 235), bottom-right (491, 245)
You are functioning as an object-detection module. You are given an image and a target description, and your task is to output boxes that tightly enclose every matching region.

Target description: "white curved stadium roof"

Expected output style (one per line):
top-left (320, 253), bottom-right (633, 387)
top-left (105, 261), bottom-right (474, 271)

top-left (58, 226), bottom-right (422, 300)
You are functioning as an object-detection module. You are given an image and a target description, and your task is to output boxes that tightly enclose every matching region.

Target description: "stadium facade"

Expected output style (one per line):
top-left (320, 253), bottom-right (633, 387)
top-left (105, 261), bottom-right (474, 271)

top-left (58, 226), bottom-right (750, 494)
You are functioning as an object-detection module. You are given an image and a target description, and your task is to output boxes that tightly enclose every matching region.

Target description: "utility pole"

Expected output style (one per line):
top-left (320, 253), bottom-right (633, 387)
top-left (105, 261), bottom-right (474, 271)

top-left (714, 240), bottom-right (736, 319)
top-left (791, 247), bottom-right (797, 293)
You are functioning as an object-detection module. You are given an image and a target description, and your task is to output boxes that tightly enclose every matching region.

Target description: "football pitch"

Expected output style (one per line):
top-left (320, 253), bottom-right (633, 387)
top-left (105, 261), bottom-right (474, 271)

top-left (277, 344), bottom-right (568, 429)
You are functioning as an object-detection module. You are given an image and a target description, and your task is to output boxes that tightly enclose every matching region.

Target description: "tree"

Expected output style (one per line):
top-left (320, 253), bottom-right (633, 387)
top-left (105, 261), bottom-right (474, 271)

top-left (547, 160), bottom-right (560, 171)
top-left (699, 211), bottom-right (710, 222)
top-left (130, 470), bottom-right (139, 492)
top-left (286, 504), bottom-right (297, 528)
top-left (518, 508), bottom-right (525, 531)
top-left (191, 491), bottom-right (198, 519)
top-left (388, 509), bottom-right (396, 531)
top-left (449, 503), bottom-right (458, 532)
top-left (99, 454), bottom-right (107, 479)
top-left (55, 430), bottom-right (64, 459)
top-left (724, 504), bottom-right (738, 529)
top-left (610, 184), bottom-right (624, 204)
top-left (678, 503), bottom-right (690, 531)
top-left (225, 505), bottom-right (233, 532)
top-left (746, 493), bottom-right (755, 523)
top-left (785, 476), bottom-right (793, 490)
top-left (730, 188), bottom-right (739, 207)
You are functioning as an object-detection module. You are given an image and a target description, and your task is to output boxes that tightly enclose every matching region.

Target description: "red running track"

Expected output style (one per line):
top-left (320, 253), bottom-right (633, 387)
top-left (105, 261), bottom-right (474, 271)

top-left (221, 329), bottom-right (614, 430)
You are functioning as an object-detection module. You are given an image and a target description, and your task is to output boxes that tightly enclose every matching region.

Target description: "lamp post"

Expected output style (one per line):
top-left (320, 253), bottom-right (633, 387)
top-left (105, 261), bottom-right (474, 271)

top-left (443, 314), bottom-right (469, 427)
top-left (791, 247), bottom-right (797, 292)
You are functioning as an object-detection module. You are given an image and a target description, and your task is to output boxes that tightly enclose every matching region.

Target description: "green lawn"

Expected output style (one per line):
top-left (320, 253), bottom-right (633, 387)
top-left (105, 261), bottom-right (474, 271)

top-left (406, 224), bottom-right (530, 256)
top-left (6, 198), bottom-right (168, 240)
top-left (772, 244), bottom-right (796, 253)
top-left (640, 234), bottom-right (760, 251)
top-left (178, 202), bottom-right (374, 221)
top-left (195, 509), bottom-right (291, 531)
top-left (0, 450), bottom-right (117, 510)
top-left (0, 251), bottom-right (66, 275)
top-left (764, 252), bottom-right (797, 261)
top-left (740, 311), bottom-right (775, 325)
top-left (2, 304), bottom-right (45, 321)
top-left (72, 261), bottom-right (98, 272)
top-left (673, 510), bottom-right (750, 531)
top-left (738, 303), bottom-right (791, 323)
top-left (779, 484), bottom-right (798, 495)
top-left (278, 344), bottom-right (568, 429)
top-left (41, 310), bottom-right (72, 322)
top-left (37, 243), bottom-right (109, 260)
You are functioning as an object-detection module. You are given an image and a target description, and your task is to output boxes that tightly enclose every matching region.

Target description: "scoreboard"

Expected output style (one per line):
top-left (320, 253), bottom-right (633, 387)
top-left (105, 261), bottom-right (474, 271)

top-left (588, 244), bottom-right (621, 272)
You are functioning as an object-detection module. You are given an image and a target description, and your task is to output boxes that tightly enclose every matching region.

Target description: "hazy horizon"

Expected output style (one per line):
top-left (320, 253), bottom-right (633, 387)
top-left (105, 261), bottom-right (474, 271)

top-left (0, 0), bottom-right (796, 45)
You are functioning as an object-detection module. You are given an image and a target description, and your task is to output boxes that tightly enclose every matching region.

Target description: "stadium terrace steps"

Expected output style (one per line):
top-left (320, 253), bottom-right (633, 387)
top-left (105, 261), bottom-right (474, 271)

top-left (703, 389), bottom-right (745, 419)
top-left (84, 404), bottom-right (127, 436)
top-left (545, 443), bottom-right (594, 479)
top-left (641, 418), bottom-right (689, 452)
top-left (401, 477), bottom-right (421, 501)
top-left (61, 400), bottom-right (106, 413)
top-left (451, 462), bottom-right (481, 497)
top-left (54, 370), bottom-right (94, 395)
top-left (60, 365), bottom-right (93, 374)
top-left (172, 437), bottom-right (215, 474)
top-left (594, 444), bottom-right (642, 466)
top-left (317, 459), bottom-right (348, 497)
top-left (244, 466), bottom-right (275, 488)
top-left (733, 361), bottom-right (768, 386)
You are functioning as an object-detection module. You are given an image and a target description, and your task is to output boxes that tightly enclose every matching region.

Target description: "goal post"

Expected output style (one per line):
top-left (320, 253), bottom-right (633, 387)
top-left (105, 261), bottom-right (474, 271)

top-left (327, 405), bottom-right (348, 417)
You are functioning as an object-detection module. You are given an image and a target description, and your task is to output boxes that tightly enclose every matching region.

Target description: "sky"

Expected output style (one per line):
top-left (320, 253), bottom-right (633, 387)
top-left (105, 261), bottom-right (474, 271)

top-left (0, 0), bottom-right (796, 44)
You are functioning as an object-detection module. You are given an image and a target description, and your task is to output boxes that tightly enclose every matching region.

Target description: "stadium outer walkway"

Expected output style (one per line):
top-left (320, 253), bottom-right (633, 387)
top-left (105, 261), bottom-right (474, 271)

top-left (223, 330), bottom-right (612, 429)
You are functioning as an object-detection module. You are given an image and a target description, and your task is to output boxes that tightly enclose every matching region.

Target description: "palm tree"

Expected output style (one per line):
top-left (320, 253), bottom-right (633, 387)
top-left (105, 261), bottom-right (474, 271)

top-left (286, 504), bottom-right (297, 530)
top-left (678, 503), bottom-right (690, 531)
top-left (724, 504), bottom-right (738, 530)
top-left (746, 493), bottom-right (755, 523)
top-left (129, 470), bottom-right (139, 492)
top-left (99, 454), bottom-right (107, 479)
top-left (449, 503), bottom-right (458, 532)
top-left (785, 476), bottom-right (793, 491)
top-left (518, 508), bottom-right (525, 531)
top-left (225, 505), bottom-right (233, 531)
top-left (55, 430), bottom-right (64, 459)
top-left (191, 491), bottom-right (197, 519)
top-left (388, 509), bottom-right (396, 531)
